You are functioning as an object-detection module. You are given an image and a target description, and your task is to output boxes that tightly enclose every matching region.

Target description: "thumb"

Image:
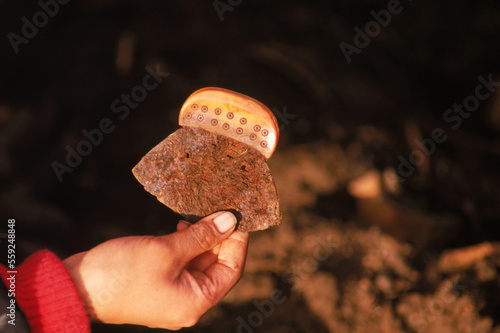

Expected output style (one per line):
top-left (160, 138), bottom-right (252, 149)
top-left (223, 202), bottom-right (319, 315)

top-left (170, 211), bottom-right (237, 265)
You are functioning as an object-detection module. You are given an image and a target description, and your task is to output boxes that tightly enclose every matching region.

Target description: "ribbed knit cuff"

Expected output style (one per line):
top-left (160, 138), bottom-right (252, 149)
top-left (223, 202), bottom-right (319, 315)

top-left (0, 250), bottom-right (90, 333)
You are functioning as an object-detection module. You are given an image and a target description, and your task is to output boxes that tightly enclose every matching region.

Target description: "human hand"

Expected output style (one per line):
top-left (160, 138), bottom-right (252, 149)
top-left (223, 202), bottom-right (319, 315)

top-left (63, 211), bottom-right (249, 329)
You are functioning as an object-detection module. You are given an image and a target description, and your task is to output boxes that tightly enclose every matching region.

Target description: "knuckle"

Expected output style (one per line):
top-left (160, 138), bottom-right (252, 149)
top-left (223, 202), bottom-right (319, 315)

top-left (222, 258), bottom-right (243, 273)
top-left (190, 223), bottom-right (217, 251)
top-left (200, 279), bottom-right (219, 302)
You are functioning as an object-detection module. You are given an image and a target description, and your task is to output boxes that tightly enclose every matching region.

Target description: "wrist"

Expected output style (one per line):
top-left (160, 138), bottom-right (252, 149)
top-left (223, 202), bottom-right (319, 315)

top-left (63, 252), bottom-right (96, 321)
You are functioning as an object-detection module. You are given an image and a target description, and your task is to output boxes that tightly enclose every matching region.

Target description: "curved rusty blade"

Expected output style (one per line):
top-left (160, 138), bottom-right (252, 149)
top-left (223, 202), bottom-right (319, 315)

top-left (132, 127), bottom-right (281, 232)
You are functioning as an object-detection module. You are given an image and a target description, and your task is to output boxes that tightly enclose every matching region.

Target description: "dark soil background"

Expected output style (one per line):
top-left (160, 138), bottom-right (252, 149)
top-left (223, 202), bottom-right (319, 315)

top-left (1, 1), bottom-right (500, 332)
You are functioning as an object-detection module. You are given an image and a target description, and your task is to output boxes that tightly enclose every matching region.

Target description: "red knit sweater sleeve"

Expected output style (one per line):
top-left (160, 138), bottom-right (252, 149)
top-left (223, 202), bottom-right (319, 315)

top-left (0, 250), bottom-right (90, 333)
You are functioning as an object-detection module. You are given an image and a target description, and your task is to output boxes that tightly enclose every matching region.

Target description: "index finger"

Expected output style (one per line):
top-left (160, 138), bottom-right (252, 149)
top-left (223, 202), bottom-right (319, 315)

top-left (194, 231), bottom-right (249, 303)
top-left (216, 230), bottom-right (249, 273)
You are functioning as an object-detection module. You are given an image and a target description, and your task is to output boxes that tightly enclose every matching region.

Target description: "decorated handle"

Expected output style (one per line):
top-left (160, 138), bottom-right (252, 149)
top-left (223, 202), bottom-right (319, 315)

top-left (179, 87), bottom-right (279, 159)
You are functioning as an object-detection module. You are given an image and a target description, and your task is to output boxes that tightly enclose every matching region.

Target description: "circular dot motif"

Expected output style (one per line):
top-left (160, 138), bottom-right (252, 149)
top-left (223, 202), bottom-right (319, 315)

top-left (260, 141), bottom-right (268, 147)
top-left (250, 133), bottom-right (257, 140)
top-left (236, 127), bottom-right (243, 135)
top-left (201, 105), bottom-right (208, 112)
top-left (214, 108), bottom-right (222, 115)
top-left (227, 112), bottom-right (234, 119)
top-left (261, 129), bottom-right (269, 136)
top-left (222, 123), bottom-right (230, 130)
top-left (240, 118), bottom-right (247, 125)
top-left (191, 104), bottom-right (198, 110)
top-left (185, 113), bottom-right (192, 119)
top-left (197, 115), bottom-right (204, 122)
top-left (253, 125), bottom-right (261, 132)
top-left (211, 119), bottom-right (218, 126)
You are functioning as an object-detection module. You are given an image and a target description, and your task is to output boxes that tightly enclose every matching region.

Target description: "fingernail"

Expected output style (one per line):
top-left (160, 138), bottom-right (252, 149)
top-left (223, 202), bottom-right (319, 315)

top-left (213, 212), bottom-right (237, 233)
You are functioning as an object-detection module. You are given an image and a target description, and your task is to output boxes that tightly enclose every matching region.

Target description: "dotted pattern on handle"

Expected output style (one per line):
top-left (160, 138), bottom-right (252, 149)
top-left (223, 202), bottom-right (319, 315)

top-left (179, 88), bottom-right (279, 159)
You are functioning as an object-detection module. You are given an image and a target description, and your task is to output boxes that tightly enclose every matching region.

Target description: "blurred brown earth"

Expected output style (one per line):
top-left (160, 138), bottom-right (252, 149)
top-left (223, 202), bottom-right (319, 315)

top-left (1, 1), bottom-right (500, 332)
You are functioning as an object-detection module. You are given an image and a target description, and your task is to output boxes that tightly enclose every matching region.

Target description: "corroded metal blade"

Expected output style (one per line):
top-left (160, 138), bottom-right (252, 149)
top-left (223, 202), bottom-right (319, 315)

top-left (132, 127), bottom-right (281, 232)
